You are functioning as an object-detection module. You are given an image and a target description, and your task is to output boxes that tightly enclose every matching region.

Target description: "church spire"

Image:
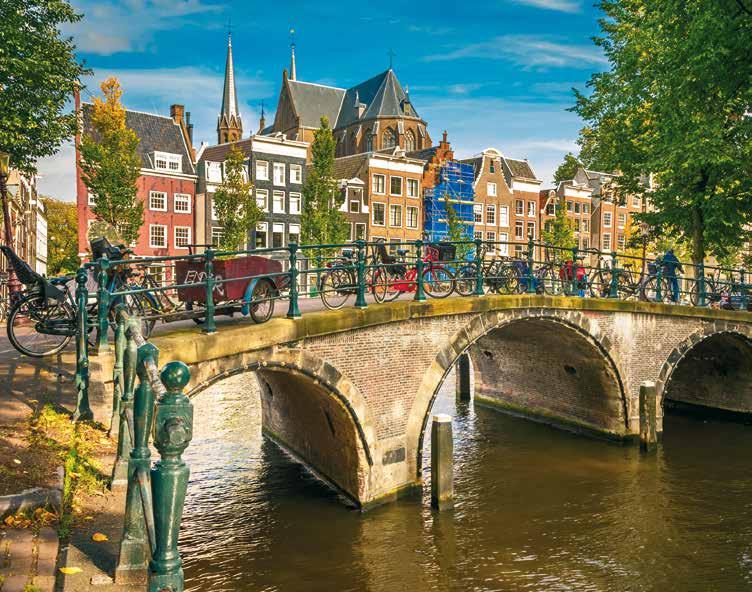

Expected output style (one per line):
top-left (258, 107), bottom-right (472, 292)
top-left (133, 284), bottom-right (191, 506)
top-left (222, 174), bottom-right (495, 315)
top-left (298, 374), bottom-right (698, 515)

top-left (218, 32), bottom-right (243, 143)
top-left (289, 28), bottom-right (297, 81)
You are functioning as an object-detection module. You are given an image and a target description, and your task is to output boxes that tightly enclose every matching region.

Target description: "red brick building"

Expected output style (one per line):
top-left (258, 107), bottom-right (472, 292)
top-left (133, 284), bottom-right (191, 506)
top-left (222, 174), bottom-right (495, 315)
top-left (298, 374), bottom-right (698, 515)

top-left (76, 97), bottom-right (198, 269)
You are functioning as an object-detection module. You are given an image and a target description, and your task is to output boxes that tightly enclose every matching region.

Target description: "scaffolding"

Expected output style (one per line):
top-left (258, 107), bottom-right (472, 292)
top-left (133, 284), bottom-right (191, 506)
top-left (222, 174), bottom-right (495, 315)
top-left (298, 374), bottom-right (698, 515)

top-left (423, 161), bottom-right (475, 242)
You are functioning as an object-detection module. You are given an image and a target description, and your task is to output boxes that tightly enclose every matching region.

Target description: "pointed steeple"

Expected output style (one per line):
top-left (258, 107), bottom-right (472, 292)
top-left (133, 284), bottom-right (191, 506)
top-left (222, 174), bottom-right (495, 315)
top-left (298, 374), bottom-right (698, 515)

top-left (289, 28), bottom-right (297, 81)
top-left (258, 100), bottom-right (266, 133)
top-left (217, 33), bottom-right (243, 143)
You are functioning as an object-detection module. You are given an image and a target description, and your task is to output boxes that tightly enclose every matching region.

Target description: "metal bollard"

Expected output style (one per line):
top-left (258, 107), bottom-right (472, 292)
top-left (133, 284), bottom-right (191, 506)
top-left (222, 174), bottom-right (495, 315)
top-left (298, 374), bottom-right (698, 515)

top-left (116, 343), bottom-right (159, 584)
top-left (149, 361), bottom-right (193, 592)
top-left (639, 381), bottom-right (658, 452)
top-left (96, 255), bottom-right (111, 353)
top-left (526, 235), bottom-right (535, 294)
top-left (112, 317), bottom-right (139, 489)
top-left (414, 240), bottom-right (426, 302)
top-left (354, 240), bottom-right (367, 309)
top-left (108, 312), bottom-right (127, 438)
top-left (431, 414), bottom-right (454, 511)
top-left (474, 239), bottom-right (484, 296)
top-left (571, 247), bottom-right (579, 296)
top-left (287, 242), bottom-right (302, 318)
top-left (73, 266), bottom-right (93, 422)
top-left (609, 251), bottom-right (619, 298)
top-left (203, 248), bottom-right (216, 334)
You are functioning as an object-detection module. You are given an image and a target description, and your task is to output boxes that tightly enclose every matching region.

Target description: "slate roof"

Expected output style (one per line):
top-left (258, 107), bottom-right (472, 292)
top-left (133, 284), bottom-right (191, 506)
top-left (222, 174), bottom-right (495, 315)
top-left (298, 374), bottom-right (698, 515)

top-left (198, 138), bottom-right (253, 163)
top-left (81, 103), bottom-right (195, 175)
top-left (335, 70), bottom-right (419, 129)
top-left (503, 157), bottom-right (537, 181)
top-left (406, 146), bottom-right (439, 162)
top-left (286, 80), bottom-right (346, 128)
top-left (330, 153), bottom-right (370, 181)
top-left (458, 156), bottom-right (484, 179)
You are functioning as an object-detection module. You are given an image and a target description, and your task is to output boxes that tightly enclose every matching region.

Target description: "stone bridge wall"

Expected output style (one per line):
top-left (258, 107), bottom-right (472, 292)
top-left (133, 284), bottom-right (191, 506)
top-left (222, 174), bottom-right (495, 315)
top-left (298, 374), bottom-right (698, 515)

top-left (89, 295), bottom-right (752, 508)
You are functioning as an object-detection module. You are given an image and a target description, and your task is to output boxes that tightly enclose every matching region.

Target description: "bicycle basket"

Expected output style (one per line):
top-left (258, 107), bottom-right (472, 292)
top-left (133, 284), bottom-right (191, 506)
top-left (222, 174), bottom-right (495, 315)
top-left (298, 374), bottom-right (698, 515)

top-left (0, 245), bottom-right (43, 287)
top-left (437, 242), bottom-right (456, 262)
top-left (90, 237), bottom-right (126, 261)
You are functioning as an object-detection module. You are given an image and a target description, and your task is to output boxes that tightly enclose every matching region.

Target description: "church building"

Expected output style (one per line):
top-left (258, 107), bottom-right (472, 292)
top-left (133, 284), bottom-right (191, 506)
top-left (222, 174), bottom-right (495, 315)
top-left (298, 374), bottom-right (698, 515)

top-left (264, 44), bottom-right (432, 157)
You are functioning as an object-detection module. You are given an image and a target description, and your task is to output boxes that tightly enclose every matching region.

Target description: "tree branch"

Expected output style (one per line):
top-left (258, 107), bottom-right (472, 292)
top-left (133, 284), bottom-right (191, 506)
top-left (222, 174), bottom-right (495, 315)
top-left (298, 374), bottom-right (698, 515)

top-left (736, 0), bottom-right (752, 16)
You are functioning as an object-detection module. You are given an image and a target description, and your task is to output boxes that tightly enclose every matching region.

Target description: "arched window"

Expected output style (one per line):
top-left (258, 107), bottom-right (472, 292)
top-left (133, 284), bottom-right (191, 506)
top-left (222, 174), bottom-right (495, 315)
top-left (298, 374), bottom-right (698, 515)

top-left (365, 132), bottom-right (373, 152)
top-left (350, 132), bottom-right (358, 154)
top-left (405, 130), bottom-right (416, 152)
top-left (382, 128), bottom-right (396, 149)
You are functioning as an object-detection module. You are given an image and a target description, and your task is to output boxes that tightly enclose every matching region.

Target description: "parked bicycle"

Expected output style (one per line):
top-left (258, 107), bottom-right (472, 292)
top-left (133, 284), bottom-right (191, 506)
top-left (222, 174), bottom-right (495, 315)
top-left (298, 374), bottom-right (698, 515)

top-left (372, 241), bottom-right (455, 302)
top-left (318, 245), bottom-right (376, 310)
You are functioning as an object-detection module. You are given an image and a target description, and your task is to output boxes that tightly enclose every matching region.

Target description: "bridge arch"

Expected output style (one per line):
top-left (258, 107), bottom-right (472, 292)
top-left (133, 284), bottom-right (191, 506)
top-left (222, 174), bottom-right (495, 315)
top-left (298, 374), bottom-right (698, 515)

top-left (408, 309), bottom-right (629, 478)
top-left (186, 349), bottom-right (376, 506)
top-left (657, 325), bottom-right (752, 418)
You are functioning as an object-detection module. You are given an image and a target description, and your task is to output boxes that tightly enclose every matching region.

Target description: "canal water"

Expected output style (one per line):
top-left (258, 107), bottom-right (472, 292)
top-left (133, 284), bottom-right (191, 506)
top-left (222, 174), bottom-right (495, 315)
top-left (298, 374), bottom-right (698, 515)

top-left (180, 372), bottom-right (752, 591)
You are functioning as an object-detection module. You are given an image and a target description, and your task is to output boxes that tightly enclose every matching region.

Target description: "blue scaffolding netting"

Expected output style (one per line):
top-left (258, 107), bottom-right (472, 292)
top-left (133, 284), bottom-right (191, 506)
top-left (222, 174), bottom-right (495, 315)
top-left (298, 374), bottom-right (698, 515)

top-left (423, 161), bottom-right (475, 242)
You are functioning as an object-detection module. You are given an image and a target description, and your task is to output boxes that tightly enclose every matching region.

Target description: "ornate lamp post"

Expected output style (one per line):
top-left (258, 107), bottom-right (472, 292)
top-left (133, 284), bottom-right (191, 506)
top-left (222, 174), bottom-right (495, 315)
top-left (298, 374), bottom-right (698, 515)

top-left (0, 151), bottom-right (21, 298)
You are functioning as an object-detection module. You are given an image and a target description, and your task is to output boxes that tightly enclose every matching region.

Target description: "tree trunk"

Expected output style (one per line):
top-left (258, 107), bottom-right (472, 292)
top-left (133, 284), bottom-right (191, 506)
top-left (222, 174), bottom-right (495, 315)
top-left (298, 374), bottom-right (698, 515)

top-left (691, 205), bottom-right (705, 267)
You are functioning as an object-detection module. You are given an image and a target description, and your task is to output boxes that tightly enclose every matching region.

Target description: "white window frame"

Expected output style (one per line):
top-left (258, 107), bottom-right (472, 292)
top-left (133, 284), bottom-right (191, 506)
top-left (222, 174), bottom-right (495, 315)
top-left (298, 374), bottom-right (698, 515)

top-left (515, 220), bottom-right (524, 239)
top-left (499, 232), bottom-right (509, 256)
top-left (515, 199), bottom-right (524, 215)
top-left (406, 206), bottom-right (419, 229)
top-left (603, 233), bottom-right (612, 251)
top-left (473, 204), bottom-right (483, 224)
top-left (256, 160), bottom-right (269, 181)
top-left (173, 193), bottom-right (191, 214)
top-left (407, 178), bottom-right (419, 198)
top-left (255, 222), bottom-right (268, 248)
top-left (618, 213), bottom-right (626, 228)
top-left (154, 151), bottom-right (181, 172)
top-left (290, 164), bottom-right (303, 184)
top-left (389, 204), bottom-right (402, 227)
top-left (207, 161), bottom-right (222, 182)
top-left (87, 191), bottom-right (96, 206)
top-left (390, 176), bottom-right (403, 196)
top-left (527, 221), bottom-right (536, 240)
top-left (372, 174), bottom-right (386, 195)
top-left (149, 191), bottom-right (167, 212)
top-left (149, 224), bottom-right (167, 248)
top-left (273, 162), bottom-right (286, 186)
top-left (174, 226), bottom-right (191, 249)
top-left (499, 205), bottom-right (509, 227)
top-left (372, 202), bottom-right (386, 226)
top-left (272, 222), bottom-right (285, 248)
top-left (272, 190), bottom-right (285, 214)
top-left (354, 222), bottom-right (367, 241)
top-left (289, 192), bottom-right (302, 215)
top-left (632, 196), bottom-right (641, 208)
top-left (604, 212), bottom-right (612, 228)
top-left (256, 189), bottom-right (268, 212)
top-left (487, 182), bottom-right (497, 197)
top-left (288, 223), bottom-right (301, 244)
top-left (486, 204), bottom-right (496, 225)
top-left (527, 201), bottom-right (536, 217)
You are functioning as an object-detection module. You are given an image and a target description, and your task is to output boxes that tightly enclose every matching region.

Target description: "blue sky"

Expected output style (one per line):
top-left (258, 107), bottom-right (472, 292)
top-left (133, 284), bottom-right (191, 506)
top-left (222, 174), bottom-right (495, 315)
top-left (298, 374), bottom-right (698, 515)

top-left (38, 0), bottom-right (607, 201)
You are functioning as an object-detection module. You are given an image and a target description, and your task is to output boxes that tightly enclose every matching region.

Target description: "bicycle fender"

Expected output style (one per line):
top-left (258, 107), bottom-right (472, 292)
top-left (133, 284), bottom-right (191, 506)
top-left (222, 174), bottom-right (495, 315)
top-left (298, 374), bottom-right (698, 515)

top-left (240, 278), bottom-right (262, 316)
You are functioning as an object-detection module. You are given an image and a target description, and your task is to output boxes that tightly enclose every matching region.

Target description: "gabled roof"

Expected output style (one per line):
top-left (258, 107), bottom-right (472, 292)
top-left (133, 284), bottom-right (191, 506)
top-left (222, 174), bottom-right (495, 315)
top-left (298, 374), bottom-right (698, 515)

top-left (330, 153), bottom-right (370, 181)
top-left (406, 146), bottom-right (439, 162)
top-left (335, 69), bottom-right (418, 128)
top-left (198, 138), bottom-right (253, 163)
top-left (287, 80), bottom-right (345, 128)
top-left (503, 157), bottom-right (538, 181)
top-left (81, 103), bottom-right (195, 175)
top-left (458, 156), bottom-right (484, 178)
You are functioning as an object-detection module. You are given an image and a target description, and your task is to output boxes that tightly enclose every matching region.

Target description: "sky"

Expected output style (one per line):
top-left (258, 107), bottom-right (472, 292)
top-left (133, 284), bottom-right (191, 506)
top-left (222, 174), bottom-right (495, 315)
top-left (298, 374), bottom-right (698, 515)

top-left (37, 0), bottom-right (608, 201)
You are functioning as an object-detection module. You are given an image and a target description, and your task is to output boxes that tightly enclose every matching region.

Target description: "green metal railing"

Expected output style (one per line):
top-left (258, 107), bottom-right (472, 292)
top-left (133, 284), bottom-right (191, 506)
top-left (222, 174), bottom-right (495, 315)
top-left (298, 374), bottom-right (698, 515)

top-left (105, 305), bottom-right (193, 591)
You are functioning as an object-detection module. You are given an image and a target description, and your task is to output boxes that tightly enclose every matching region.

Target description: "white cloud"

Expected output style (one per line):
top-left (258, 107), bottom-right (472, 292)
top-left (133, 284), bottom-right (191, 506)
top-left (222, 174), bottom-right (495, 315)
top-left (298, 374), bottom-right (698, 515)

top-left (424, 35), bottom-right (607, 70)
top-left (67, 0), bottom-right (222, 55)
top-left (510, 0), bottom-right (581, 13)
top-left (37, 142), bottom-right (76, 202)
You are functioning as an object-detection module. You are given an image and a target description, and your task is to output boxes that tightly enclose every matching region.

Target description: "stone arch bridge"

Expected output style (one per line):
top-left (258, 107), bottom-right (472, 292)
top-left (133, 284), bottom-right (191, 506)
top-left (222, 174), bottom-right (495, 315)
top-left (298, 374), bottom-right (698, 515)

top-left (91, 295), bottom-right (752, 509)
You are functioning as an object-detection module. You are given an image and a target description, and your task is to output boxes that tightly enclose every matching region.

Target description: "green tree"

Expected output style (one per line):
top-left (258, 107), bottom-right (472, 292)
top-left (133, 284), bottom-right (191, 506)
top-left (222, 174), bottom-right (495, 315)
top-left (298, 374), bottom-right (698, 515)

top-left (212, 145), bottom-right (262, 251)
top-left (542, 195), bottom-right (576, 251)
top-left (0, 0), bottom-right (88, 173)
top-left (41, 197), bottom-right (78, 275)
top-left (79, 78), bottom-right (143, 245)
top-left (301, 117), bottom-right (348, 248)
top-left (553, 153), bottom-right (582, 185)
top-left (572, 0), bottom-right (752, 266)
top-left (443, 195), bottom-right (471, 257)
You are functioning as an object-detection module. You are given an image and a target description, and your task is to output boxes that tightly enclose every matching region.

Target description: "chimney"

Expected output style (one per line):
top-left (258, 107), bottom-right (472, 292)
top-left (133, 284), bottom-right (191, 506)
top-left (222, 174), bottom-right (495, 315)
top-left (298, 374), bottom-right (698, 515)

top-left (186, 111), bottom-right (194, 144)
top-left (170, 104), bottom-right (185, 124)
top-left (442, 130), bottom-right (448, 145)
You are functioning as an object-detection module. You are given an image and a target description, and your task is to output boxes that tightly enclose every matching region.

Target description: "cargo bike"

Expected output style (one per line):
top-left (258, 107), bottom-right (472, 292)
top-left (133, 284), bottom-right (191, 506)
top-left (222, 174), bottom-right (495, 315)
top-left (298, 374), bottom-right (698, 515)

top-left (175, 246), bottom-right (290, 324)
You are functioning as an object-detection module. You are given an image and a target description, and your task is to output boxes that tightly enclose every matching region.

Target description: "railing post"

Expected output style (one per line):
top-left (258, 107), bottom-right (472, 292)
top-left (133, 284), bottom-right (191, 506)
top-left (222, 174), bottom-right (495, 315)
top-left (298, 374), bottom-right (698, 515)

top-left (108, 311), bottom-right (127, 438)
top-left (571, 246), bottom-right (579, 296)
top-left (203, 248), bottom-right (216, 334)
top-left (414, 239), bottom-right (426, 302)
top-left (96, 255), bottom-right (111, 353)
top-left (354, 240), bottom-right (367, 309)
top-left (73, 266), bottom-right (93, 422)
top-left (741, 268), bottom-right (748, 311)
top-left (112, 317), bottom-right (139, 490)
top-left (116, 342), bottom-right (159, 585)
top-left (149, 361), bottom-right (193, 592)
top-left (697, 261), bottom-right (706, 307)
top-left (287, 242), bottom-right (302, 318)
top-left (609, 250), bottom-right (619, 298)
top-left (526, 235), bottom-right (535, 294)
top-left (474, 239), bottom-right (484, 296)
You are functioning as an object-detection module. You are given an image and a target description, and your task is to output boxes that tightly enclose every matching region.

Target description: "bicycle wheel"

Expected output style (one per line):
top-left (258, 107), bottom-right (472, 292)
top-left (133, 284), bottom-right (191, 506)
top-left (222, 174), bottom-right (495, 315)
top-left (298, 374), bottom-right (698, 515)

top-left (372, 267), bottom-right (401, 303)
top-left (689, 278), bottom-right (717, 306)
top-left (455, 264), bottom-right (477, 297)
top-left (541, 266), bottom-right (563, 295)
top-left (320, 267), bottom-right (352, 310)
top-left (8, 293), bottom-right (74, 357)
top-left (250, 279), bottom-right (276, 323)
top-left (423, 266), bottom-right (454, 298)
top-left (641, 276), bottom-right (672, 303)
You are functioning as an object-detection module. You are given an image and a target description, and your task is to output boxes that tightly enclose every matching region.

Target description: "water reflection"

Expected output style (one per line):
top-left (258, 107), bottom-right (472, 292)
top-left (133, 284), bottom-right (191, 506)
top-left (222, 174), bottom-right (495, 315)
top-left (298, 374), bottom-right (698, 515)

top-left (181, 371), bottom-right (752, 591)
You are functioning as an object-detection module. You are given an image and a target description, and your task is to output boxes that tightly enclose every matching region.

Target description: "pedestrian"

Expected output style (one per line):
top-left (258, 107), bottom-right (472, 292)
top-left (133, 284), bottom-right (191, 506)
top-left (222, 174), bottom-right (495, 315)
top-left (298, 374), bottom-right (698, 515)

top-left (662, 249), bottom-right (684, 303)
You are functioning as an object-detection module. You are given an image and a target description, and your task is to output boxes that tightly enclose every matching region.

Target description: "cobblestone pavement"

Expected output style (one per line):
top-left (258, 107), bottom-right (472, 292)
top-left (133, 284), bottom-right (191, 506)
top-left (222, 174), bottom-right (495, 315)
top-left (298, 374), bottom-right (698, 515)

top-left (0, 527), bottom-right (59, 592)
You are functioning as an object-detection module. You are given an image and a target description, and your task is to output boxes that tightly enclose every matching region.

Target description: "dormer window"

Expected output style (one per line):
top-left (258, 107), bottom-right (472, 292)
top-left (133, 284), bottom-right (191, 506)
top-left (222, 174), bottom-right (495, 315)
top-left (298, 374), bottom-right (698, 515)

top-left (154, 151), bottom-right (182, 172)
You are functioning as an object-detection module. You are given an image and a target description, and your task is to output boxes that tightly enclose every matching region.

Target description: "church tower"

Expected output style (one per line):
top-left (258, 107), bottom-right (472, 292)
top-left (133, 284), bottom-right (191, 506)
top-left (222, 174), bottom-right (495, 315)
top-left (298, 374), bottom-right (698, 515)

top-left (217, 33), bottom-right (243, 144)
